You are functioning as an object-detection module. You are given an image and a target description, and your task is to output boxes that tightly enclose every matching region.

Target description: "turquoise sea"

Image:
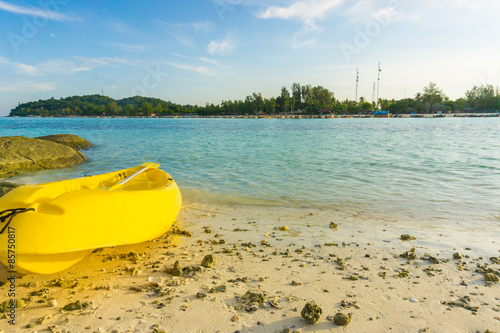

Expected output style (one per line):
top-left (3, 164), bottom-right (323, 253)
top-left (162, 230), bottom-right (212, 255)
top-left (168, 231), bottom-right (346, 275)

top-left (1, 117), bottom-right (499, 228)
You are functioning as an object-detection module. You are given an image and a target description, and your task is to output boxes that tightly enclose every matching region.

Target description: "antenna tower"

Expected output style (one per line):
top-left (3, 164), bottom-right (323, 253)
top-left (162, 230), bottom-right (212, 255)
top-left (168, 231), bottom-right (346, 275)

top-left (376, 62), bottom-right (381, 109)
top-left (372, 82), bottom-right (376, 111)
top-left (355, 68), bottom-right (359, 103)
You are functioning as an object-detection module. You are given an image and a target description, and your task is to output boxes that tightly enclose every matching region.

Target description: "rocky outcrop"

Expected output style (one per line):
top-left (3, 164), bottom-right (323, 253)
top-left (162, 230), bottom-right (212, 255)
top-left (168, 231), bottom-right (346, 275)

top-left (0, 136), bottom-right (88, 179)
top-left (0, 182), bottom-right (19, 197)
top-left (36, 134), bottom-right (94, 150)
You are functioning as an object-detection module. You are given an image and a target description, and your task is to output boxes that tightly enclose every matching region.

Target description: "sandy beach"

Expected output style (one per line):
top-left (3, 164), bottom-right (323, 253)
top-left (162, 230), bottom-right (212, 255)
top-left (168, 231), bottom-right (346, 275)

top-left (0, 200), bottom-right (498, 333)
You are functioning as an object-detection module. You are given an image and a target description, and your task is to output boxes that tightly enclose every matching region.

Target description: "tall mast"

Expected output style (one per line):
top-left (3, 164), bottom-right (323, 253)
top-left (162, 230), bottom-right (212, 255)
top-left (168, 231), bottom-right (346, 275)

top-left (376, 62), bottom-right (381, 109)
top-left (355, 68), bottom-right (359, 103)
top-left (372, 82), bottom-right (376, 111)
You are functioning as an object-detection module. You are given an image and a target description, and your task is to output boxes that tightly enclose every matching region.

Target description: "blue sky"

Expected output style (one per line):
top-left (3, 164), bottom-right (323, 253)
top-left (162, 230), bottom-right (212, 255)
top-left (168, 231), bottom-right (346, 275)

top-left (0, 0), bottom-right (499, 115)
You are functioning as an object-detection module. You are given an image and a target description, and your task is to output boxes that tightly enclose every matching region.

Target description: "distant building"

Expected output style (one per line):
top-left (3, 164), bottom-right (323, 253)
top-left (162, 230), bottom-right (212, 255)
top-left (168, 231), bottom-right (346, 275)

top-left (283, 110), bottom-right (303, 116)
top-left (314, 108), bottom-right (333, 116)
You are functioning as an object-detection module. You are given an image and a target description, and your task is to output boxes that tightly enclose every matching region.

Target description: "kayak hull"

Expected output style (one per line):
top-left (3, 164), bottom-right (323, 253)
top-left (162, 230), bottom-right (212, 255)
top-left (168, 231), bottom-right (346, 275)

top-left (0, 165), bottom-right (182, 274)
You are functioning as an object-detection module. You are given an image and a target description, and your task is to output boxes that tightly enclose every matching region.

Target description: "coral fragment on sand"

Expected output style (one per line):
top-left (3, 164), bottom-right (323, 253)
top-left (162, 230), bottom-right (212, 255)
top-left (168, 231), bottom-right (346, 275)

top-left (201, 254), bottom-right (216, 268)
top-left (301, 301), bottom-right (322, 324)
top-left (333, 312), bottom-right (352, 326)
top-left (62, 300), bottom-right (91, 311)
top-left (401, 234), bottom-right (416, 241)
top-left (484, 273), bottom-right (499, 282)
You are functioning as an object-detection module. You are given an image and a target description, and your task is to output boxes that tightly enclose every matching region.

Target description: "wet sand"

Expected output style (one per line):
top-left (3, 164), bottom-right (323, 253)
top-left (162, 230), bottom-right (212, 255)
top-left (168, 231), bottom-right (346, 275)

top-left (0, 202), bottom-right (499, 332)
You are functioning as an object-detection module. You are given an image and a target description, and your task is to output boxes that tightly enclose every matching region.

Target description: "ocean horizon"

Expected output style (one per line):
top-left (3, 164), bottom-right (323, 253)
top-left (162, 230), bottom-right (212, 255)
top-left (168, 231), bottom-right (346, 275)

top-left (2, 116), bottom-right (499, 229)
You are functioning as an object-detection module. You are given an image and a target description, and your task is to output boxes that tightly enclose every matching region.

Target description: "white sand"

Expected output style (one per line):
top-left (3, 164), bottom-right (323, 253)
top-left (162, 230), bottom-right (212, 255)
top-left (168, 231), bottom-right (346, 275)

top-left (1, 202), bottom-right (499, 332)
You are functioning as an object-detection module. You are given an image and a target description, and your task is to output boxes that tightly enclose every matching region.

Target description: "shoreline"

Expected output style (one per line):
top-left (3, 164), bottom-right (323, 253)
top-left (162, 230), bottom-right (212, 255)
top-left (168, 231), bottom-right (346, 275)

top-left (1, 202), bottom-right (498, 332)
top-left (3, 112), bottom-right (500, 119)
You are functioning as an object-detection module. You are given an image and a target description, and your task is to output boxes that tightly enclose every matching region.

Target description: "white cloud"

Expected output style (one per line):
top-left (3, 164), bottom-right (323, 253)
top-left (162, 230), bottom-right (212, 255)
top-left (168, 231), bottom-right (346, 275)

top-left (207, 34), bottom-right (237, 56)
top-left (107, 21), bottom-right (134, 34)
top-left (12, 63), bottom-right (39, 75)
top-left (0, 81), bottom-right (56, 92)
top-left (0, 0), bottom-right (77, 21)
top-left (160, 20), bottom-right (215, 47)
top-left (256, 0), bottom-right (343, 49)
top-left (190, 21), bottom-right (214, 34)
top-left (292, 19), bottom-right (322, 49)
top-left (74, 56), bottom-right (136, 68)
top-left (168, 63), bottom-right (216, 76)
top-left (199, 57), bottom-right (224, 68)
top-left (164, 53), bottom-right (226, 76)
top-left (112, 43), bottom-right (148, 52)
top-left (257, 0), bottom-right (344, 21)
top-left (4, 56), bottom-right (136, 76)
top-left (343, 0), bottom-right (500, 26)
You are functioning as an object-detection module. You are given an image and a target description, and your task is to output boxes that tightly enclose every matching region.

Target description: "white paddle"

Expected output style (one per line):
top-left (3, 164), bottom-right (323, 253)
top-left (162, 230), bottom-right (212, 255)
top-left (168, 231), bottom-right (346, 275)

top-left (108, 162), bottom-right (160, 190)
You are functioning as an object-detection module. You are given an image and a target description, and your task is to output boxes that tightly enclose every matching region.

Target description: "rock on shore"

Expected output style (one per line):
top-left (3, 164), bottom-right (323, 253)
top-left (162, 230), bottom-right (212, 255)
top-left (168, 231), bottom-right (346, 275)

top-left (36, 134), bottom-right (94, 150)
top-left (0, 136), bottom-right (89, 179)
top-left (0, 181), bottom-right (19, 197)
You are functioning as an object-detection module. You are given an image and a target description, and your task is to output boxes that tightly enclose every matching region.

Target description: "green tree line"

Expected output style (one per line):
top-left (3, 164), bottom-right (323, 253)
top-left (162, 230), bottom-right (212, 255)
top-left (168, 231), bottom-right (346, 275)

top-left (9, 82), bottom-right (500, 117)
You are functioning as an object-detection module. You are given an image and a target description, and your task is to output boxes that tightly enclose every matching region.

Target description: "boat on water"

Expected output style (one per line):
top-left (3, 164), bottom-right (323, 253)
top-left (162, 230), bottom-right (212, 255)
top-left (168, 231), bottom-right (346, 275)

top-left (0, 163), bottom-right (182, 274)
top-left (373, 111), bottom-right (389, 118)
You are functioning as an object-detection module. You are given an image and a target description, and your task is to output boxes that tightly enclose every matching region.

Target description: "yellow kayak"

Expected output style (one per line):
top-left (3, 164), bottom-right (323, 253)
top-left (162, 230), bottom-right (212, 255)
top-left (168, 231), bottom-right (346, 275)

top-left (0, 163), bottom-right (182, 274)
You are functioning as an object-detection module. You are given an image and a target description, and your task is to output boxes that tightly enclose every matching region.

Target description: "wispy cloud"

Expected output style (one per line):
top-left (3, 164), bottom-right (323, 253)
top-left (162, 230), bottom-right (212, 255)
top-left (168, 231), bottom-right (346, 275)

top-left (0, 81), bottom-right (56, 92)
top-left (342, 0), bottom-right (500, 26)
top-left (74, 56), bottom-right (137, 69)
top-left (106, 21), bottom-right (134, 34)
top-left (292, 19), bottom-right (322, 49)
top-left (4, 56), bottom-right (137, 76)
top-left (207, 34), bottom-right (238, 56)
top-left (160, 20), bottom-right (214, 47)
top-left (12, 62), bottom-right (39, 75)
top-left (164, 53), bottom-right (227, 76)
top-left (257, 0), bottom-right (344, 20)
top-left (0, 0), bottom-right (77, 21)
top-left (168, 62), bottom-right (216, 76)
top-left (199, 57), bottom-right (224, 68)
top-left (167, 53), bottom-right (225, 68)
top-left (111, 43), bottom-right (148, 52)
top-left (256, 0), bottom-right (344, 49)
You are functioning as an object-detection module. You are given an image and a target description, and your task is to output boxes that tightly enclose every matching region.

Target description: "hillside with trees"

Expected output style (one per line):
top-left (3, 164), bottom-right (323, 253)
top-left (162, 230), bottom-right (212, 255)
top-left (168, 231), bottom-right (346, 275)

top-left (8, 82), bottom-right (500, 117)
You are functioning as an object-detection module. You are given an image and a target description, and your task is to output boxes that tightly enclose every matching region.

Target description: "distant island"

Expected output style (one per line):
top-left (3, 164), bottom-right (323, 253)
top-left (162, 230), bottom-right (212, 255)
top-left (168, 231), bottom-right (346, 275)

top-left (8, 82), bottom-right (500, 117)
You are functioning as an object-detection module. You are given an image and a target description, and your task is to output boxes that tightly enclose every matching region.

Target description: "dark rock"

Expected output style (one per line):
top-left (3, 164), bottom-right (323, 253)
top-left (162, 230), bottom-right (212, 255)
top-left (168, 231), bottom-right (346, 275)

top-left (484, 273), bottom-right (499, 282)
top-left (333, 312), bottom-right (351, 326)
top-left (240, 290), bottom-right (266, 304)
top-left (62, 300), bottom-right (91, 311)
top-left (400, 251), bottom-right (418, 260)
top-left (301, 301), bottom-right (322, 324)
top-left (171, 261), bottom-right (183, 277)
top-left (443, 296), bottom-right (478, 312)
top-left (36, 134), bottom-right (93, 150)
top-left (152, 328), bottom-right (167, 333)
top-left (201, 254), bottom-right (215, 268)
top-left (0, 136), bottom-right (87, 178)
top-left (196, 292), bottom-right (207, 299)
top-left (209, 284), bottom-right (227, 293)
top-left (401, 234), bottom-right (416, 241)
top-left (0, 299), bottom-right (26, 313)
top-left (0, 181), bottom-right (19, 197)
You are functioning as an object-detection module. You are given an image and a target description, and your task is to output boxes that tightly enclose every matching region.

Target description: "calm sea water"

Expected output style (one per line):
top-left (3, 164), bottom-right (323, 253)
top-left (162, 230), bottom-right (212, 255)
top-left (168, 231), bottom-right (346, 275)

top-left (1, 117), bottom-right (499, 226)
